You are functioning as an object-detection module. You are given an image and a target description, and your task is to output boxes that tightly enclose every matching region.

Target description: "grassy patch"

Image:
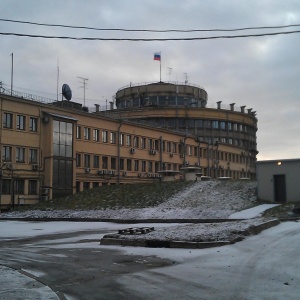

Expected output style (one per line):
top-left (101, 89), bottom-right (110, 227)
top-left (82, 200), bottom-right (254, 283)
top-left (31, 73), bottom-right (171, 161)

top-left (262, 203), bottom-right (295, 218)
top-left (19, 181), bottom-right (194, 211)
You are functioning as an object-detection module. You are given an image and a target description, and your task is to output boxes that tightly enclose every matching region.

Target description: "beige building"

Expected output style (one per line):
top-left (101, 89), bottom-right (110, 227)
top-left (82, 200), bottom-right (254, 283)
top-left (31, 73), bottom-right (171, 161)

top-left (0, 81), bottom-right (258, 210)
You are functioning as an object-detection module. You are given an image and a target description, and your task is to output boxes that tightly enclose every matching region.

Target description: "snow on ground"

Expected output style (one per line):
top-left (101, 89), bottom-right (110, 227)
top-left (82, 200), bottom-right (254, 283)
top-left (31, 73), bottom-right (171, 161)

top-left (0, 181), bottom-right (277, 244)
top-left (229, 204), bottom-right (280, 219)
top-left (1, 180), bottom-right (258, 220)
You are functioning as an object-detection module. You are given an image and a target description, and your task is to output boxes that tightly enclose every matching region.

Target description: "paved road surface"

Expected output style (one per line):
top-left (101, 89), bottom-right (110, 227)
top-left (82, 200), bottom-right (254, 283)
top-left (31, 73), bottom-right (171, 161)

top-left (0, 220), bottom-right (299, 299)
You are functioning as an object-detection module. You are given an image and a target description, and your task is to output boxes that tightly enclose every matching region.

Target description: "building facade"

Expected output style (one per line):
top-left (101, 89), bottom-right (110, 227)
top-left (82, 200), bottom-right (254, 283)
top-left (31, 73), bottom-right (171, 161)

top-left (256, 159), bottom-right (300, 203)
top-left (0, 81), bottom-right (257, 210)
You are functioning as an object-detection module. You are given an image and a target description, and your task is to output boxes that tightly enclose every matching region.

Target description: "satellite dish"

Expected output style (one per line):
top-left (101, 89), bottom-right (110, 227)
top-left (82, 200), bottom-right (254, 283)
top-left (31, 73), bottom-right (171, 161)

top-left (62, 84), bottom-right (72, 101)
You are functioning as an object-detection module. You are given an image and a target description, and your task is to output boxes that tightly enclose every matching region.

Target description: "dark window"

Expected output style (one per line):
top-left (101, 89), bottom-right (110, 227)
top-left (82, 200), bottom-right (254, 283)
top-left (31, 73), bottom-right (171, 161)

top-left (93, 155), bottom-right (100, 168)
top-left (28, 149), bottom-right (37, 165)
top-left (3, 113), bottom-right (13, 128)
top-left (76, 126), bottom-right (81, 139)
top-left (120, 158), bottom-right (124, 170)
top-left (102, 156), bottom-right (108, 169)
top-left (111, 157), bottom-right (116, 170)
top-left (134, 160), bottom-right (139, 171)
top-left (76, 153), bottom-right (81, 167)
top-left (17, 115), bottom-right (26, 130)
top-left (93, 129), bottom-right (99, 141)
top-left (2, 146), bottom-right (12, 161)
top-left (2, 179), bottom-right (11, 194)
top-left (16, 147), bottom-right (25, 163)
top-left (28, 180), bottom-right (38, 194)
top-left (15, 179), bottom-right (25, 194)
top-left (29, 117), bottom-right (38, 132)
top-left (83, 182), bottom-right (90, 190)
top-left (84, 127), bottom-right (91, 140)
top-left (84, 154), bottom-right (90, 168)
top-left (127, 159), bottom-right (132, 171)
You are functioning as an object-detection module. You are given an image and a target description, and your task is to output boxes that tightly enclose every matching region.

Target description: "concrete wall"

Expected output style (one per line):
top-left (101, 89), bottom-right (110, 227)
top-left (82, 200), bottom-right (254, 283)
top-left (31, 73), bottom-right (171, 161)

top-left (256, 159), bottom-right (300, 203)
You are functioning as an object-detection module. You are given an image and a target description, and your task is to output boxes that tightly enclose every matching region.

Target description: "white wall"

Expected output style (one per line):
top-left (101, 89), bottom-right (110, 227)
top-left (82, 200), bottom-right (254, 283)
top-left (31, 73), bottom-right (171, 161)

top-left (256, 160), bottom-right (300, 203)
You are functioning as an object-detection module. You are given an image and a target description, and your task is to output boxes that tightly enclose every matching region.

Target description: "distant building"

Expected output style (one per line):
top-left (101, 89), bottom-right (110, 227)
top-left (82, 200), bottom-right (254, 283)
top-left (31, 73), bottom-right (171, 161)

top-left (0, 81), bottom-right (258, 210)
top-left (256, 159), bottom-right (300, 203)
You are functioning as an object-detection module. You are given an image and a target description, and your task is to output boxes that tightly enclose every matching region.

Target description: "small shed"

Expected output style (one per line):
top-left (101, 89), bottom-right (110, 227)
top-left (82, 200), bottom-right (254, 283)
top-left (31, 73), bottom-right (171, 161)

top-left (256, 158), bottom-right (300, 203)
top-left (157, 170), bottom-right (181, 182)
top-left (180, 166), bottom-right (202, 181)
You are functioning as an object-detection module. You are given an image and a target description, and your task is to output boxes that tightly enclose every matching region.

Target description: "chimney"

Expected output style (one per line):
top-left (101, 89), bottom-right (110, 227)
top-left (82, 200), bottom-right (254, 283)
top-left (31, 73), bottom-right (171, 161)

top-left (247, 108), bottom-right (252, 114)
top-left (109, 101), bottom-right (114, 110)
top-left (230, 103), bottom-right (235, 111)
top-left (241, 105), bottom-right (246, 113)
top-left (95, 104), bottom-right (100, 112)
top-left (216, 101), bottom-right (222, 109)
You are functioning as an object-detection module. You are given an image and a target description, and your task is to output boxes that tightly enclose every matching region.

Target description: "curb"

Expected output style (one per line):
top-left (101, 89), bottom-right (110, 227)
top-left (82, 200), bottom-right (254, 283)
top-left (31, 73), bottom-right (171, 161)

top-left (0, 217), bottom-right (243, 223)
top-left (100, 219), bottom-right (280, 249)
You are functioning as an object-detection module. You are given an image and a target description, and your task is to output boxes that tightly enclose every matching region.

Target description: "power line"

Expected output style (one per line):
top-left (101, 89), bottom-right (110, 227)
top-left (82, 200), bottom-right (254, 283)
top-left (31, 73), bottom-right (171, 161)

top-left (1, 18), bottom-right (300, 33)
top-left (0, 30), bottom-right (300, 41)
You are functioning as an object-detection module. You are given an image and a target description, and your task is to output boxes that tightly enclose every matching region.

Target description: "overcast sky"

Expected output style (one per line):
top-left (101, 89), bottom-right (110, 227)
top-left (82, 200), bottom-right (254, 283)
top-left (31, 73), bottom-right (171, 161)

top-left (1, 0), bottom-right (300, 160)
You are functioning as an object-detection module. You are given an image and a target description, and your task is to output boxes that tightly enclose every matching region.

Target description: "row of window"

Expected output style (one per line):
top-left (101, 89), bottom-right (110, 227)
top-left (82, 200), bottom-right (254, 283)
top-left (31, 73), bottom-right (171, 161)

top-left (3, 112), bottom-right (38, 132)
top-left (2, 179), bottom-right (38, 195)
top-left (139, 118), bottom-right (256, 135)
top-left (76, 153), bottom-right (179, 172)
top-left (2, 146), bottom-right (38, 163)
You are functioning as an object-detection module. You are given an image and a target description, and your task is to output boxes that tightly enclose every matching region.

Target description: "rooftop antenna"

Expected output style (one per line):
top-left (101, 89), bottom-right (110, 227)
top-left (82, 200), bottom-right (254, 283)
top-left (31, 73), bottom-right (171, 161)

top-left (56, 57), bottom-right (59, 101)
top-left (78, 76), bottom-right (88, 106)
top-left (184, 72), bottom-right (188, 84)
top-left (167, 67), bottom-right (172, 81)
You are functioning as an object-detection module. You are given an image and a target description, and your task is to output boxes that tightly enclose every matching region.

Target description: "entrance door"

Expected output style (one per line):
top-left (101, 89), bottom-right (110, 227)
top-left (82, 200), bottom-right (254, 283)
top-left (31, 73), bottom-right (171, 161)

top-left (274, 174), bottom-right (286, 202)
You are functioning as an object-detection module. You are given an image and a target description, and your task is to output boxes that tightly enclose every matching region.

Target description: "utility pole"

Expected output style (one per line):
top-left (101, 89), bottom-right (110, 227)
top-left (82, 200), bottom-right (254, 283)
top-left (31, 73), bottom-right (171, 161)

top-left (78, 77), bottom-right (88, 106)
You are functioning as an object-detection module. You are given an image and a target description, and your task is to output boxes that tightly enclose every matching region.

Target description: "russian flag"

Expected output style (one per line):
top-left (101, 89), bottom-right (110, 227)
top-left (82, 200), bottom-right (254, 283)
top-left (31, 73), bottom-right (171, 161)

top-left (154, 52), bottom-right (161, 61)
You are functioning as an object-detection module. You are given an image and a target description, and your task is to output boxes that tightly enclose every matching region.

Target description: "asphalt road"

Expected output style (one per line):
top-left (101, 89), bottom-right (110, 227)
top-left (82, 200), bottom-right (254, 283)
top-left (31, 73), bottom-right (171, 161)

top-left (0, 221), bottom-right (299, 299)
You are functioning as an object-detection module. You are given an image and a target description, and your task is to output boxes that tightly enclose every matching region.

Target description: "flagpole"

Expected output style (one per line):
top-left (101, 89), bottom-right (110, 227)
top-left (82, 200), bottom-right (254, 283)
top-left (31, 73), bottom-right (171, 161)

top-left (160, 54), bottom-right (161, 82)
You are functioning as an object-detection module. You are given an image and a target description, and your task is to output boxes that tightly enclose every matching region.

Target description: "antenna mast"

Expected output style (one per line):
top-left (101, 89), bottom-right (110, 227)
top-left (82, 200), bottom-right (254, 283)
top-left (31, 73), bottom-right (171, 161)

top-left (78, 76), bottom-right (88, 106)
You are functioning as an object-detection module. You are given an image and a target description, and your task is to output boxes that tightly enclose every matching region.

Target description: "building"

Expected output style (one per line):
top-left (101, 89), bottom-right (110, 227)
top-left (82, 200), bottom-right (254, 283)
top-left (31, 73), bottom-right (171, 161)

top-left (0, 81), bottom-right (257, 210)
top-left (256, 159), bottom-right (300, 203)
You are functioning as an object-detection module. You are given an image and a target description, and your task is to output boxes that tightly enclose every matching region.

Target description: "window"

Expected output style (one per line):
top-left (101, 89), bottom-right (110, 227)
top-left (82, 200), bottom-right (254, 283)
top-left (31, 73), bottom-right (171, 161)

top-left (15, 179), bottom-right (25, 194)
top-left (233, 123), bottom-right (238, 131)
top-left (194, 147), bottom-right (198, 156)
top-left (93, 129), bottom-right (100, 141)
top-left (172, 143), bottom-right (176, 153)
top-left (148, 139), bottom-right (153, 149)
top-left (141, 161), bottom-right (146, 172)
top-left (110, 132), bottom-right (116, 144)
top-left (83, 182), bottom-right (90, 190)
top-left (84, 127), bottom-right (91, 140)
top-left (127, 159), bottom-right (132, 171)
top-left (220, 122), bottom-right (226, 130)
top-left (120, 133), bottom-right (125, 146)
top-left (28, 180), bottom-right (38, 195)
top-left (2, 179), bottom-right (11, 194)
top-left (120, 158), bottom-right (124, 170)
top-left (102, 156), bottom-right (108, 169)
top-left (29, 117), bottom-right (38, 132)
top-left (133, 136), bottom-right (139, 148)
top-left (102, 130), bottom-right (108, 143)
top-left (154, 140), bottom-right (159, 150)
top-left (16, 147), bottom-right (25, 163)
top-left (134, 160), bottom-right (139, 171)
top-left (84, 154), bottom-right (90, 168)
top-left (2, 146), bottom-right (12, 161)
top-left (76, 153), bottom-right (81, 167)
top-left (111, 157), bottom-right (116, 169)
top-left (93, 155), bottom-right (99, 168)
top-left (188, 146), bottom-right (192, 156)
top-left (3, 113), bottom-right (13, 129)
top-left (126, 135), bottom-right (131, 146)
top-left (17, 115), bottom-right (26, 130)
top-left (148, 161), bottom-right (153, 172)
top-left (28, 148), bottom-right (38, 164)
top-left (141, 137), bottom-right (146, 149)
top-left (228, 122), bottom-right (232, 130)
top-left (212, 121), bottom-right (219, 129)
top-left (155, 162), bottom-right (159, 172)
top-left (53, 120), bottom-right (73, 158)
top-left (76, 126), bottom-right (81, 139)
top-left (167, 142), bottom-right (171, 152)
